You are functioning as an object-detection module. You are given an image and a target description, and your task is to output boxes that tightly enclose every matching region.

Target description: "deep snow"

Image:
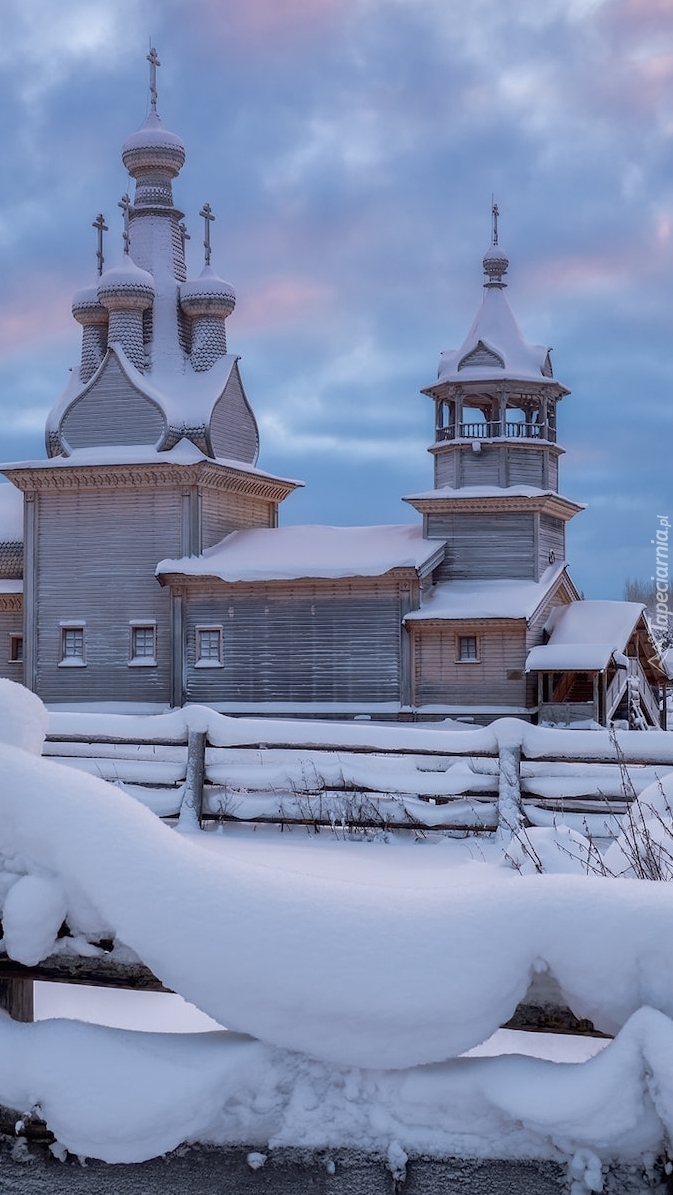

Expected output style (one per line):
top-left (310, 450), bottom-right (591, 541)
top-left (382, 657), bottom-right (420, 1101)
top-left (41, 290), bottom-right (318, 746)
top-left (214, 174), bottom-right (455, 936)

top-left (2, 680), bottom-right (673, 1171)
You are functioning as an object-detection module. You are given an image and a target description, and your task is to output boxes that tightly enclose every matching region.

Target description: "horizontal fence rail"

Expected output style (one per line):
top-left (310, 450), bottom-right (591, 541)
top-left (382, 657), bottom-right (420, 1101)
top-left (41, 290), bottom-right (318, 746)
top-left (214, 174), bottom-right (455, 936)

top-left (42, 712), bottom-right (673, 835)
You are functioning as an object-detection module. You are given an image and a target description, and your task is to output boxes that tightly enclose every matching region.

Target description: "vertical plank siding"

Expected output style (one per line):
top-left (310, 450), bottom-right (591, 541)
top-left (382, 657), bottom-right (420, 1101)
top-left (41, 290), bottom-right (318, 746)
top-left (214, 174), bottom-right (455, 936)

top-left (209, 364), bottom-right (259, 464)
top-left (506, 446), bottom-right (546, 488)
top-left (200, 489), bottom-right (273, 551)
top-left (538, 514), bottom-right (566, 575)
top-left (182, 577), bottom-right (407, 705)
top-left (460, 445), bottom-right (501, 486)
top-left (35, 487), bottom-right (180, 703)
top-left (432, 445), bottom-right (560, 491)
top-left (60, 356), bottom-right (165, 451)
top-left (427, 512), bottom-right (536, 581)
top-left (0, 603), bottom-right (23, 683)
top-left (411, 621), bottom-right (528, 707)
top-left (434, 451), bottom-right (457, 489)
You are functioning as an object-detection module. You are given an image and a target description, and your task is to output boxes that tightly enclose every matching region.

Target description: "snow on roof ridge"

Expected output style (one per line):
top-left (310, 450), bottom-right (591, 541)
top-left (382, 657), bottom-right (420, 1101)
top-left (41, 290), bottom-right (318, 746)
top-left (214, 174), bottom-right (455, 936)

top-left (404, 562), bottom-right (569, 623)
top-left (157, 523), bottom-right (442, 583)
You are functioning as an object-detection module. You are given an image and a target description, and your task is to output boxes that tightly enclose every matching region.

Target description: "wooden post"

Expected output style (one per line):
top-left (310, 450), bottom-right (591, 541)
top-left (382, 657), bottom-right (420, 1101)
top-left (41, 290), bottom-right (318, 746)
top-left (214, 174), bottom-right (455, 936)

top-left (497, 742), bottom-right (523, 842)
top-left (178, 729), bottom-right (206, 830)
top-left (0, 978), bottom-right (34, 1022)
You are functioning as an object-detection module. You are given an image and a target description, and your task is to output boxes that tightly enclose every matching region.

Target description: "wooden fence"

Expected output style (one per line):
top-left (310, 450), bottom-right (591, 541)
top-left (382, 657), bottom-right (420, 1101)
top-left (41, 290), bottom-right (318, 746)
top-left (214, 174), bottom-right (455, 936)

top-left (2, 715), bottom-right (669, 1030)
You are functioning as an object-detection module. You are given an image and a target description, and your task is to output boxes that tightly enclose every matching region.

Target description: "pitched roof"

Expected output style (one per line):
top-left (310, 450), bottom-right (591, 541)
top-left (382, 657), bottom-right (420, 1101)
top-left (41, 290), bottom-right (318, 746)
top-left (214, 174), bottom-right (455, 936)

top-left (0, 484), bottom-right (22, 543)
top-left (526, 600), bottom-right (649, 672)
top-left (404, 564), bottom-right (572, 623)
top-left (157, 524), bottom-right (444, 584)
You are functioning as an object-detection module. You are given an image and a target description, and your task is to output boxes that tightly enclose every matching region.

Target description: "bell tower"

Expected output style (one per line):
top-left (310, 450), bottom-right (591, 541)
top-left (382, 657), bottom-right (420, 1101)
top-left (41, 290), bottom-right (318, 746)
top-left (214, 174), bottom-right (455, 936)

top-left (405, 212), bottom-right (583, 583)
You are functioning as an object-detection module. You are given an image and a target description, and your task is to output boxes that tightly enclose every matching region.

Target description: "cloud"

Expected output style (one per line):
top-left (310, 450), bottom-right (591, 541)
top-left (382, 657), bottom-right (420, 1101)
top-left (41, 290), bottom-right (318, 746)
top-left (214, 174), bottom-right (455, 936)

top-left (0, 277), bottom-right (76, 358)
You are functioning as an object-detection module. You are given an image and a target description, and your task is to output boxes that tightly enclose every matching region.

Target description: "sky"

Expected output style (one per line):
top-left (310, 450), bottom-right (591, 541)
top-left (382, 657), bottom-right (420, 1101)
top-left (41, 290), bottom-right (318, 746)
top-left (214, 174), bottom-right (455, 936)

top-left (0, 0), bottom-right (671, 599)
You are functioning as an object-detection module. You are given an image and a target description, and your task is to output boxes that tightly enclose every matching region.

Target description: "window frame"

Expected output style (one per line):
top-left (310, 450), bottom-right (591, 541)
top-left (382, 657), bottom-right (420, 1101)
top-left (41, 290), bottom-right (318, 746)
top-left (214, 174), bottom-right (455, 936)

top-left (195, 625), bottom-right (224, 668)
top-left (456, 634), bottom-right (480, 664)
top-left (59, 620), bottom-right (86, 668)
top-left (8, 633), bottom-right (23, 664)
top-left (128, 620), bottom-right (157, 668)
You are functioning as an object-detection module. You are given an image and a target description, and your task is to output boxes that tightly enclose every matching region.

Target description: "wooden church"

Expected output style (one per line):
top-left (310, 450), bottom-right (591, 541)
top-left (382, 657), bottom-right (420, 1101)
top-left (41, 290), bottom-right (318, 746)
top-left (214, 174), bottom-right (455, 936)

top-left (0, 54), bottom-right (667, 728)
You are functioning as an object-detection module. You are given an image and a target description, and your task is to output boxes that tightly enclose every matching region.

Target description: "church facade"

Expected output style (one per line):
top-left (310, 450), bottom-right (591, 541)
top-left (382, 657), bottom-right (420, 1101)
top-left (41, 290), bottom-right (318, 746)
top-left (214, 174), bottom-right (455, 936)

top-left (0, 56), bottom-right (667, 727)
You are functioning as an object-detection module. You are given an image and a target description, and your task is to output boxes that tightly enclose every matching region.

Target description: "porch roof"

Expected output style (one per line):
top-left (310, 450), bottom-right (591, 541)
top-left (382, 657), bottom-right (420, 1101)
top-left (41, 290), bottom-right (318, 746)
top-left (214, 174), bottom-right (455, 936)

top-left (526, 600), bottom-right (647, 673)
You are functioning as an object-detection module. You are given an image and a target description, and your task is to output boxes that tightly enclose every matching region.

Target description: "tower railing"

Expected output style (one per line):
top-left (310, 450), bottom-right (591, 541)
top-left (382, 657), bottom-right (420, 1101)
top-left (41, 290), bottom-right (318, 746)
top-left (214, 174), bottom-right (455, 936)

top-left (436, 421), bottom-right (556, 443)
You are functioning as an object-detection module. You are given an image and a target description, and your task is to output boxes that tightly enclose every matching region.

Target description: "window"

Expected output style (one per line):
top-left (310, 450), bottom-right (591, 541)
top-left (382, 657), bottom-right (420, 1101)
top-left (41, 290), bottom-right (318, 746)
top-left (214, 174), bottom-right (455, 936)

top-left (129, 621), bottom-right (157, 667)
top-left (59, 622), bottom-right (86, 667)
top-left (457, 635), bottom-right (479, 662)
top-left (195, 625), bottom-right (223, 667)
top-left (8, 634), bottom-right (22, 664)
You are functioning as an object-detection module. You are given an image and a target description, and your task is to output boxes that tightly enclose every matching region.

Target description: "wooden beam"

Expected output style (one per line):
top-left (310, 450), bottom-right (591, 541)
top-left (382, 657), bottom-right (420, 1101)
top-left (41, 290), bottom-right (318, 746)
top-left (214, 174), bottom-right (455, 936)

top-left (0, 978), bottom-right (33, 1022)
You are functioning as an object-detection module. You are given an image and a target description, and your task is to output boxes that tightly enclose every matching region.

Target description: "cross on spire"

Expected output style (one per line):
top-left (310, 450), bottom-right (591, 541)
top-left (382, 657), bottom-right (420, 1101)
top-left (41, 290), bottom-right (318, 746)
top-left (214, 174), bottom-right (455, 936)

top-left (179, 221), bottom-right (190, 257)
top-left (147, 45), bottom-right (160, 113)
top-left (118, 193), bottom-right (132, 255)
top-left (199, 203), bottom-right (215, 267)
top-left (491, 199), bottom-right (500, 247)
top-left (92, 213), bottom-right (108, 277)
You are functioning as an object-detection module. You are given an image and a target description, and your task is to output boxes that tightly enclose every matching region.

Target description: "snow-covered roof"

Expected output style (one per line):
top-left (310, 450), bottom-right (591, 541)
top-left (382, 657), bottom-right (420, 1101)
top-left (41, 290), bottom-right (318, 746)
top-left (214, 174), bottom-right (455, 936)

top-left (0, 439), bottom-right (302, 488)
top-left (47, 345), bottom-right (242, 449)
top-left (404, 564), bottom-right (569, 622)
top-left (405, 484), bottom-right (584, 506)
top-left (0, 483), bottom-right (23, 541)
top-left (0, 579), bottom-right (22, 594)
top-left (526, 601), bottom-right (647, 672)
top-left (157, 524), bottom-right (444, 584)
top-left (430, 283), bottom-right (560, 388)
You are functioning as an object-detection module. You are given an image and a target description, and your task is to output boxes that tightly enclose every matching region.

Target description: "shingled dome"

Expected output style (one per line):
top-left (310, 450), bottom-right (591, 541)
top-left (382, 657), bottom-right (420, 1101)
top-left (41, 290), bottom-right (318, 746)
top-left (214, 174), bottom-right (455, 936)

top-left (71, 283), bottom-right (108, 326)
top-left (482, 244), bottom-right (509, 285)
top-left (97, 260), bottom-right (155, 311)
top-left (122, 111), bottom-right (186, 179)
top-left (180, 266), bottom-right (236, 320)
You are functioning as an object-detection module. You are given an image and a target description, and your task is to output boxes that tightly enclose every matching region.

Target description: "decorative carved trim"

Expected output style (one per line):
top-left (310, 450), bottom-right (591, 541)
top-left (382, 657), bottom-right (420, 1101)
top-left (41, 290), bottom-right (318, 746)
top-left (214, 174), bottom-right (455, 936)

top-left (404, 493), bottom-right (583, 520)
top-left (429, 440), bottom-right (565, 458)
top-left (0, 594), bottom-right (22, 612)
top-left (2, 461), bottom-right (298, 503)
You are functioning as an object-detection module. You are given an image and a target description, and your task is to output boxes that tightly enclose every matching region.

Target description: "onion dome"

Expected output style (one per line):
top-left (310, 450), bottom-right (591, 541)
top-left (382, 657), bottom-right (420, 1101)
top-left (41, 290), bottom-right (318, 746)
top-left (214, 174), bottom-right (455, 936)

top-left (122, 111), bottom-right (186, 180)
top-left (72, 282), bottom-right (107, 326)
top-left (482, 244), bottom-right (509, 287)
top-left (179, 265), bottom-right (236, 320)
top-left (97, 259), bottom-right (155, 312)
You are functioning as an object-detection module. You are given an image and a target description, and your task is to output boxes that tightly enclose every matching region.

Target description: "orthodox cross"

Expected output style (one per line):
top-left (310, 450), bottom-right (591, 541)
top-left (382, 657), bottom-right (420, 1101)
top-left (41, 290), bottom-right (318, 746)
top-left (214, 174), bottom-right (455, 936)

top-left (92, 213), bottom-right (108, 276)
top-left (179, 221), bottom-right (190, 257)
top-left (118, 193), bottom-right (132, 255)
top-left (147, 45), bottom-right (160, 113)
top-left (491, 200), bottom-right (500, 247)
top-left (199, 203), bottom-right (215, 267)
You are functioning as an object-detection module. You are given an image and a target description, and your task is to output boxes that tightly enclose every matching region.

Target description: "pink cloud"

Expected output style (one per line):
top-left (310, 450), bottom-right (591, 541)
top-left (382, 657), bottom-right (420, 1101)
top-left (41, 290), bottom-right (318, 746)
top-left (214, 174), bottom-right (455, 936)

top-left (524, 233), bottom-right (673, 297)
top-left (0, 276), bottom-right (75, 358)
top-left (236, 274), bottom-right (334, 330)
top-left (180, 0), bottom-right (351, 42)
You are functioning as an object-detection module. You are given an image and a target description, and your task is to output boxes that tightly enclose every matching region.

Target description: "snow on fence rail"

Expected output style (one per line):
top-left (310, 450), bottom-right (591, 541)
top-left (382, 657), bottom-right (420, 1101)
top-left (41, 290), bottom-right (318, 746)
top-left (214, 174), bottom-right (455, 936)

top-left (43, 710), bottom-right (673, 835)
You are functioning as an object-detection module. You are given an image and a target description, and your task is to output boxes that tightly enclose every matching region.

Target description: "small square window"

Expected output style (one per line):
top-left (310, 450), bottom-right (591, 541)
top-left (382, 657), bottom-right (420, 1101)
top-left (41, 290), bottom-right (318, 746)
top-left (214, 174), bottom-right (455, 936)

top-left (458, 635), bottom-right (479, 662)
top-left (8, 634), bottom-right (23, 664)
top-left (59, 623), bottom-right (86, 667)
top-left (129, 623), bottom-right (157, 666)
top-left (195, 626), bottom-right (223, 668)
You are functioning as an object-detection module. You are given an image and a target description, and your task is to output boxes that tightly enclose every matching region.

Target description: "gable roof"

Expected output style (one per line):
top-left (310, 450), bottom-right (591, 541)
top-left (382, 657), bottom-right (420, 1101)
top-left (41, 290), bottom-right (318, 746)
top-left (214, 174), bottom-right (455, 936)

top-left (525, 600), bottom-right (652, 672)
top-left (404, 563), bottom-right (572, 624)
top-left (432, 284), bottom-right (560, 387)
top-left (0, 484), bottom-right (23, 542)
top-left (157, 524), bottom-right (445, 584)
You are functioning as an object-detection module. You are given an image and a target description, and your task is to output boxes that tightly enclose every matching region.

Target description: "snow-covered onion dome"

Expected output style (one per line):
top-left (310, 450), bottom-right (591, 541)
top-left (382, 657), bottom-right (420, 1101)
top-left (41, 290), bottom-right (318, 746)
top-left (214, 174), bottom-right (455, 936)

top-left (180, 266), bottom-right (236, 371)
top-left (71, 282), bottom-right (109, 382)
top-left (122, 112), bottom-right (186, 207)
top-left (482, 244), bottom-right (509, 287)
top-left (97, 259), bottom-right (155, 372)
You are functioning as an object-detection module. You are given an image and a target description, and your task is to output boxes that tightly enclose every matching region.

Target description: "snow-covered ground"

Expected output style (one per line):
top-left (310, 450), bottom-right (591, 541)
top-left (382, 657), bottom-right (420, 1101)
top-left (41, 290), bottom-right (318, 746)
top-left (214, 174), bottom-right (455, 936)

top-left (2, 679), bottom-right (673, 1177)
